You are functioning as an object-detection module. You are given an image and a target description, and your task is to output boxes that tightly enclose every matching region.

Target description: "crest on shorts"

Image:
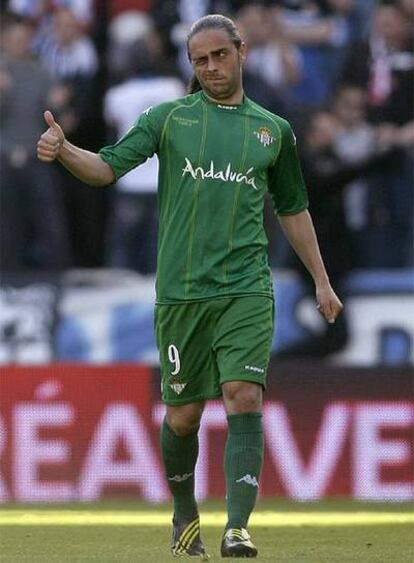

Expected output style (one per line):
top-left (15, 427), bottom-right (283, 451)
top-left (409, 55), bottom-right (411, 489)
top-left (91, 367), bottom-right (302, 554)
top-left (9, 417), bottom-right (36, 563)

top-left (170, 382), bottom-right (187, 395)
top-left (254, 127), bottom-right (275, 147)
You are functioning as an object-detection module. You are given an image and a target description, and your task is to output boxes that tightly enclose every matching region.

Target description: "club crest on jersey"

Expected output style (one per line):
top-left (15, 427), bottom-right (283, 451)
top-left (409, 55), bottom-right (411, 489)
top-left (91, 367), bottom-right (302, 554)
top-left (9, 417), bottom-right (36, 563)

top-left (254, 127), bottom-right (275, 147)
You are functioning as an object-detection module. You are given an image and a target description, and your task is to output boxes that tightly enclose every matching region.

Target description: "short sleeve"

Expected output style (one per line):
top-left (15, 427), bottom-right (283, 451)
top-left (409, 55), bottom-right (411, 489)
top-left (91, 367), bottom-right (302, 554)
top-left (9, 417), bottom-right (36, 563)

top-left (268, 120), bottom-right (308, 215)
top-left (98, 108), bottom-right (161, 181)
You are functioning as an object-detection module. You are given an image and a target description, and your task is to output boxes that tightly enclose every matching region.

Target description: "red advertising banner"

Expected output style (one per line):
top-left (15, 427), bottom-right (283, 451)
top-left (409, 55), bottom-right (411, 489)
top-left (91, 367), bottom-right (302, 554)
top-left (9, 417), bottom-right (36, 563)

top-left (0, 364), bottom-right (413, 502)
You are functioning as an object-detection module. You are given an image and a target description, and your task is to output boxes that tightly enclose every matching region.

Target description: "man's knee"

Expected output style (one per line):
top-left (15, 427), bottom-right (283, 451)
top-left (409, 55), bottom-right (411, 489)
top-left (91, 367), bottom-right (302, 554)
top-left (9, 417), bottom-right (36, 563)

top-left (166, 402), bottom-right (204, 436)
top-left (222, 381), bottom-right (263, 414)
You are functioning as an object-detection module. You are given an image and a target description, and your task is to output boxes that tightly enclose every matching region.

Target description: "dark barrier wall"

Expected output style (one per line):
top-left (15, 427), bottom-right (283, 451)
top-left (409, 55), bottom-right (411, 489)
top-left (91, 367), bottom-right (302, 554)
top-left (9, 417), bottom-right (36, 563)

top-left (0, 364), bottom-right (412, 502)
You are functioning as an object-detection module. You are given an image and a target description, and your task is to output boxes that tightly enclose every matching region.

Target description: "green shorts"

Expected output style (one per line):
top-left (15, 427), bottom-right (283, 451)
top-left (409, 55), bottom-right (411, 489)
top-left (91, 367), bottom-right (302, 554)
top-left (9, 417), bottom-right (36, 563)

top-left (155, 295), bottom-right (275, 405)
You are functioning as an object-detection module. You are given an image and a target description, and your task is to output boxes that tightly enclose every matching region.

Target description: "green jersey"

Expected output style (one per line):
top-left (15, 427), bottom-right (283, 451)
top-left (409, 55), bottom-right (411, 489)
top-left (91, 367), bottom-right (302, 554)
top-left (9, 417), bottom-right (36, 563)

top-left (99, 91), bottom-right (308, 303)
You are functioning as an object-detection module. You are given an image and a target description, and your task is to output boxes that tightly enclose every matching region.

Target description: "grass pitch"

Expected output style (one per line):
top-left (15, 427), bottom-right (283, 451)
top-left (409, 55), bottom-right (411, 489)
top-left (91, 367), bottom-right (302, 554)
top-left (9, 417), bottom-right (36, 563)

top-left (0, 500), bottom-right (413, 562)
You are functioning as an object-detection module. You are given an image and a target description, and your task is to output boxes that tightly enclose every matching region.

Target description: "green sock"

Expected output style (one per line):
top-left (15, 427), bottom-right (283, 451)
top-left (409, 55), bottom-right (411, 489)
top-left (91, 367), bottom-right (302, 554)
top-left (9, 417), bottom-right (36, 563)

top-left (224, 412), bottom-right (264, 529)
top-left (161, 418), bottom-right (199, 521)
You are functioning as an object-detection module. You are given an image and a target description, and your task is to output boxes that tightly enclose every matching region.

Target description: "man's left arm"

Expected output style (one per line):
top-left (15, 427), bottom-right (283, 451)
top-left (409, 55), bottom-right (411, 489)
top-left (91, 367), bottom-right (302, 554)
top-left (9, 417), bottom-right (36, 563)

top-left (278, 209), bottom-right (343, 324)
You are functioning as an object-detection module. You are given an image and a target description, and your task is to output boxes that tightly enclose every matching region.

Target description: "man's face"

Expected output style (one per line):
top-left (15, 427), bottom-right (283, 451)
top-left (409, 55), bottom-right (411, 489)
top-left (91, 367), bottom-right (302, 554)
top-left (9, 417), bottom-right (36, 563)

top-left (307, 113), bottom-right (340, 150)
top-left (3, 23), bottom-right (33, 59)
top-left (375, 7), bottom-right (408, 47)
top-left (188, 29), bottom-right (246, 101)
top-left (54, 9), bottom-right (79, 46)
top-left (334, 88), bottom-right (366, 127)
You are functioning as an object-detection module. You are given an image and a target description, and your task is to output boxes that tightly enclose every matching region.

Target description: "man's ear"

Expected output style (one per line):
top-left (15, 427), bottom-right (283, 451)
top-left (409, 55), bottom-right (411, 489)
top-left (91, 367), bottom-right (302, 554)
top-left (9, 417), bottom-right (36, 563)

top-left (239, 41), bottom-right (247, 63)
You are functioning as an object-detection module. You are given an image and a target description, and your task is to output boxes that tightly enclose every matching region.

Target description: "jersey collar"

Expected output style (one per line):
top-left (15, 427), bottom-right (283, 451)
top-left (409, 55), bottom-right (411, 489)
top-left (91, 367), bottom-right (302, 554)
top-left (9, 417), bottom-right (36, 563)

top-left (200, 91), bottom-right (246, 112)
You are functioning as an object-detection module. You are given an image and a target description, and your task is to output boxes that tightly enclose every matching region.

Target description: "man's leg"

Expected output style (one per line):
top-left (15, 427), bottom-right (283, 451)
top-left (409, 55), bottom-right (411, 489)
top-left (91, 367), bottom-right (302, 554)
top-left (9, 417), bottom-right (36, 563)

top-left (156, 299), bottom-right (225, 558)
top-left (221, 381), bottom-right (263, 557)
top-left (161, 402), bottom-right (209, 559)
top-left (161, 402), bottom-right (204, 521)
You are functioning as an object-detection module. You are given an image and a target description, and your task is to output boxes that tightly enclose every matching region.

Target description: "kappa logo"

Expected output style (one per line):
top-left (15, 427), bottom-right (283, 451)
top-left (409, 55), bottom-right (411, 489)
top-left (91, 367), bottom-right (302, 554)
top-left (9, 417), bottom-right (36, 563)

top-left (217, 104), bottom-right (238, 110)
top-left (236, 474), bottom-right (259, 487)
top-left (168, 472), bottom-right (193, 482)
top-left (245, 365), bottom-right (265, 374)
top-left (170, 382), bottom-right (187, 395)
top-left (254, 127), bottom-right (275, 147)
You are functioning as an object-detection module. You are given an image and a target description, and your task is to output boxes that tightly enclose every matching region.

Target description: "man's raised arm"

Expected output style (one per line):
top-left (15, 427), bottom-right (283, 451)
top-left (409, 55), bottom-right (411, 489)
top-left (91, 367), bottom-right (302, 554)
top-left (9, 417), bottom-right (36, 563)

top-left (37, 110), bottom-right (115, 186)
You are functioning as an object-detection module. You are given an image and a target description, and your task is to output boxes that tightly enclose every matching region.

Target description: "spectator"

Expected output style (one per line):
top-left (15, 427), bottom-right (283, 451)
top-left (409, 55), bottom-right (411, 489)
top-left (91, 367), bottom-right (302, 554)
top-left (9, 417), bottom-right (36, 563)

top-left (103, 31), bottom-right (185, 273)
top-left (7, 0), bottom-right (95, 28)
top-left (36, 7), bottom-right (107, 267)
top-left (107, 10), bottom-right (155, 83)
top-left (399, 0), bottom-right (414, 18)
top-left (36, 7), bottom-right (100, 147)
top-left (371, 117), bottom-right (414, 267)
top-left (0, 16), bottom-right (70, 270)
top-left (341, 3), bottom-right (414, 267)
top-left (331, 84), bottom-right (376, 245)
top-left (342, 2), bottom-right (414, 125)
top-left (37, 7), bottom-right (98, 80)
top-left (237, 5), bottom-right (302, 97)
top-left (281, 0), bottom-right (358, 107)
top-left (277, 108), bottom-right (395, 358)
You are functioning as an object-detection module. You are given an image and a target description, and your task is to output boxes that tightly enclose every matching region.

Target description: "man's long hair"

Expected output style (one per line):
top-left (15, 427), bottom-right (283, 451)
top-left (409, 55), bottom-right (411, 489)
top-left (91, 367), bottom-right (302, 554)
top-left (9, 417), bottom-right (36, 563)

top-left (186, 14), bottom-right (242, 94)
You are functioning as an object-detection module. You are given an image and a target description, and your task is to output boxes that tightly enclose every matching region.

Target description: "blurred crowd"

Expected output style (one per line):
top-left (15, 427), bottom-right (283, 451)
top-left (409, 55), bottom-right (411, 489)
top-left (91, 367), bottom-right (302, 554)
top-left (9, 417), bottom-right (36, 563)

top-left (0, 0), bottom-right (413, 276)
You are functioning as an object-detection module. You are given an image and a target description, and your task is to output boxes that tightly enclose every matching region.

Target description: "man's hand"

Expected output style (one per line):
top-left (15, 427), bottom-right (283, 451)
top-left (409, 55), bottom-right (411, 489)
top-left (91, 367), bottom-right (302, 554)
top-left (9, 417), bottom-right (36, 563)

top-left (37, 110), bottom-right (65, 162)
top-left (316, 284), bottom-right (343, 324)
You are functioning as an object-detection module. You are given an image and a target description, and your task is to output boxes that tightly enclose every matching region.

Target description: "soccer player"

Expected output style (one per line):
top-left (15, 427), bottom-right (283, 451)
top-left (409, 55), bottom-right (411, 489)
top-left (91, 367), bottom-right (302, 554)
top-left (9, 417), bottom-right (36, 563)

top-left (37, 14), bottom-right (343, 559)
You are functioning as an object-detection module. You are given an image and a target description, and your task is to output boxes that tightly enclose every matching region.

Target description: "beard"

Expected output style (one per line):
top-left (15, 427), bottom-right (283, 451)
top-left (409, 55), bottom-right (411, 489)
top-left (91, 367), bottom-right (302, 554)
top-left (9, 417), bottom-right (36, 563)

top-left (203, 82), bottom-right (234, 99)
top-left (199, 69), bottom-right (240, 101)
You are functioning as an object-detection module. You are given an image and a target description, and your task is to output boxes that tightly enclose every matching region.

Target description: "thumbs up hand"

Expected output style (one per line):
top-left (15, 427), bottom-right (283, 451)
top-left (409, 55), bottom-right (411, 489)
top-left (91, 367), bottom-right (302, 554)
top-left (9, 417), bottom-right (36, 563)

top-left (37, 110), bottom-right (65, 162)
